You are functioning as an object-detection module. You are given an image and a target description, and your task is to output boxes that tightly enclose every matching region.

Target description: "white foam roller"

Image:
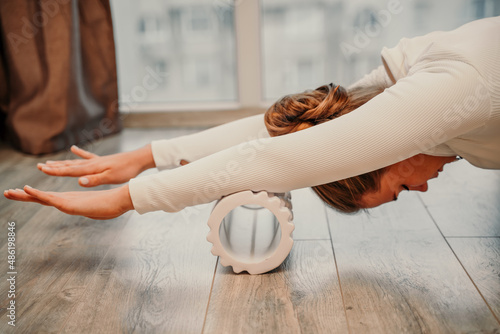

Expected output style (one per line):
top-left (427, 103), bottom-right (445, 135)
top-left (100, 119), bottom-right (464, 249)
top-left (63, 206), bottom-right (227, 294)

top-left (206, 190), bottom-right (294, 274)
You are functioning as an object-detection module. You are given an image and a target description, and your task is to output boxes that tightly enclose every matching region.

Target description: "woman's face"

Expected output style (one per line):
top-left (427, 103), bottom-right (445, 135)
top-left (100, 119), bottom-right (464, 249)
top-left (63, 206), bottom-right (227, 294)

top-left (360, 154), bottom-right (458, 208)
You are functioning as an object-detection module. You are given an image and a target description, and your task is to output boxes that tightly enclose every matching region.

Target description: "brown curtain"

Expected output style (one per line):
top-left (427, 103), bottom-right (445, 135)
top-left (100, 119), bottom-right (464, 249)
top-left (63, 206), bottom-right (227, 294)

top-left (0, 0), bottom-right (121, 155)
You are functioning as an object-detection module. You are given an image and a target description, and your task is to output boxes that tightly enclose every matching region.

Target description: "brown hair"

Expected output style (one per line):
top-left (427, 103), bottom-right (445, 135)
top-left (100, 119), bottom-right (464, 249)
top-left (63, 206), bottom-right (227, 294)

top-left (264, 83), bottom-right (386, 213)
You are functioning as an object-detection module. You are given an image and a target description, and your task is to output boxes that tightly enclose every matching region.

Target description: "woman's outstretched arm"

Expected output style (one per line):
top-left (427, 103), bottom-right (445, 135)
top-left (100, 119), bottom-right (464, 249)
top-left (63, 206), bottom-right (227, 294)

top-left (150, 114), bottom-right (269, 169)
top-left (3, 115), bottom-right (270, 217)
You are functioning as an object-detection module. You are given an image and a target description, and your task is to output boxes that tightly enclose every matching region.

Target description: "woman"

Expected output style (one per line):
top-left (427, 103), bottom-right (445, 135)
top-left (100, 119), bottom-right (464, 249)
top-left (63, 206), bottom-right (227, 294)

top-left (4, 16), bottom-right (500, 219)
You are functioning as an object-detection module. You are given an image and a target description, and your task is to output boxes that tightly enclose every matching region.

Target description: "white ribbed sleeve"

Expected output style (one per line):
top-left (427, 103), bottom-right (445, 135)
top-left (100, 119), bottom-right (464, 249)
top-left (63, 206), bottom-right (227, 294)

top-left (150, 114), bottom-right (270, 170)
top-left (129, 59), bottom-right (491, 213)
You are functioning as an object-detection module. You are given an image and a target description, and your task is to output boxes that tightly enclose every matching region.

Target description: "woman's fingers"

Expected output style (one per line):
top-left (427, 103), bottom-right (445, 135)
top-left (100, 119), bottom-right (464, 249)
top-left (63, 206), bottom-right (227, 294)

top-left (38, 162), bottom-right (105, 177)
top-left (37, 146), bottom-right (98, 170)
top-left (21, 186), bottom-right (78, 215)
top-left (23, 185), bottom-right (59, 205)
top-left (3, 188), bottom-right (51, 206)
top-left (41, 159), bottom-right (85, 167)
top-left (70, 145), bottom-right (99, 159)
top-left (36, 146), bottom-right (98, 171)
top-left (79, 169), bottom-right (115, 187)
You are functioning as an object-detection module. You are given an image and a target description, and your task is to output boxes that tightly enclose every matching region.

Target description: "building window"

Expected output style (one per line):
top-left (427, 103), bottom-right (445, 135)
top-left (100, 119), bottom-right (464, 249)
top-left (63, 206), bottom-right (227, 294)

top-left (110, 0), bottom-right (499, 112)
top-left (110, 0), bottom-right (237, 107)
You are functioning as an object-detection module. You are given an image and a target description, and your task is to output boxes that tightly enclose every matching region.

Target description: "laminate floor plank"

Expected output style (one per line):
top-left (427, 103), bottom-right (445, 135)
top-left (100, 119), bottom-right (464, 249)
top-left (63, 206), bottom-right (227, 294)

top-left (327, 193), bottom-right (500, 333)
top-left (203, 239), bottom-right (348, 334)
top-left (0, 152), bottom-right (68, 244)
top-left (0, 243), bottom-right (120, 333)
top-left (418, 160), bottom-right (500, 237)
top-left (447, 237), bottom-right (500, 320)
top-left (59, 206), bottom-right (217, 334)
top-left (0, 143), bottom-right (25, 173)
top-left (289, 188), bottom-right (330, 240)
top-left (0, 200), bottom-right (131, 333)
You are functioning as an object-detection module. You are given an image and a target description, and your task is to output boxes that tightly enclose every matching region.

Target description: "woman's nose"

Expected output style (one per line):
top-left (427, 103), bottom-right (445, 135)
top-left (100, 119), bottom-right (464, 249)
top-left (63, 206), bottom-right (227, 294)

top-left (409, 182), bottom-right (428, 192)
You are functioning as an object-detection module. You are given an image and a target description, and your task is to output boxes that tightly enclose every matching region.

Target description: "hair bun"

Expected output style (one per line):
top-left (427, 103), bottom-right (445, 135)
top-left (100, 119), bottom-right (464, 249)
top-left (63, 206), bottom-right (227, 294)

top-left (263, 82), bottom-right (386, 214)
top-left (264, 84), bottom-right (349, 137)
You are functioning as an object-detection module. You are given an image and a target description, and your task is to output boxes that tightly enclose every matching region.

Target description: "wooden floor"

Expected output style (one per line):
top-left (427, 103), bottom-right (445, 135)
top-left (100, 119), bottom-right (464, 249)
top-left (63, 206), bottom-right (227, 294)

top-left (0, 128), bottom-right (499, 333)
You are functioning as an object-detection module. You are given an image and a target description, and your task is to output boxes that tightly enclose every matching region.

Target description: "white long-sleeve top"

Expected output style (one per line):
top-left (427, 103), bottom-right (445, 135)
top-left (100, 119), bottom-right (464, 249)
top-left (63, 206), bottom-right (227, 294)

top-left (129, 16), bottom-right (500, 214)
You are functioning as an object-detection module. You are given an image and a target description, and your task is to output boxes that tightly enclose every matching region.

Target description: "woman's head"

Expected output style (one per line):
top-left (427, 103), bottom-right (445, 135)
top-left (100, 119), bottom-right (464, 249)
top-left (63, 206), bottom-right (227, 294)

top-left (264, 83), bottom-right (387, 213)
top-left (264, 83), bottom-right (458, 213)
top-left (360, 154), bottom-right (458, 208)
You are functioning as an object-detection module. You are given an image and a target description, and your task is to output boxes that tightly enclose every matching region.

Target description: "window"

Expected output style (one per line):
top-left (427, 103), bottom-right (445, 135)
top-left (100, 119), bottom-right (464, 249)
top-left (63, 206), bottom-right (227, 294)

top-left (110, 0), bottom-right (237, 110)
top-left (260, 0), bottom-right (495, 101)
top-left (110, 0), bottom-right (499, 112)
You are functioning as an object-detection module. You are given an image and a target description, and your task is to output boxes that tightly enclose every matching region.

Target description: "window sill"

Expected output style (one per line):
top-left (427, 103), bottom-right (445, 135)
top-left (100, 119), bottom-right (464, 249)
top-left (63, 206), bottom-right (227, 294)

top-left (121, 106), bottom-right (269, 128)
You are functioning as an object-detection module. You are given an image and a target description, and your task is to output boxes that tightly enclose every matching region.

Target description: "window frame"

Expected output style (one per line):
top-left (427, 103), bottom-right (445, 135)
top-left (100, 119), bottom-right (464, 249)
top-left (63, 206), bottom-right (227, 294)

top-left (125, 0), bottom-right (270, 114)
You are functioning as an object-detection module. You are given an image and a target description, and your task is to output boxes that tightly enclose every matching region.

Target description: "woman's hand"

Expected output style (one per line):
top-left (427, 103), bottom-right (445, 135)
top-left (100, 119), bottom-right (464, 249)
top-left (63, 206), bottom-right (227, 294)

top-left (37, 145), bottom-right (155, 187)
top-left (3, 185), bottom-right (134, 220)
